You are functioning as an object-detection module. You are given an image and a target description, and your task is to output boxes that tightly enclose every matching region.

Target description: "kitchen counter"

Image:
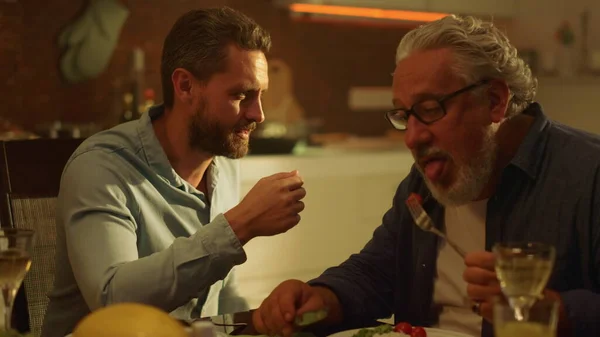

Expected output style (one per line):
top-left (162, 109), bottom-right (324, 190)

top-left (240, 145), bottom-right (412, 180)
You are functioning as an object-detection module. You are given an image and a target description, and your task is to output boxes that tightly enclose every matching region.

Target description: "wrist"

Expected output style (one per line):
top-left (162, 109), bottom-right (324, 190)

top-left (224, 206), bottom-right (253, 245)
top-left (312, 286), bottom-right (343, 325)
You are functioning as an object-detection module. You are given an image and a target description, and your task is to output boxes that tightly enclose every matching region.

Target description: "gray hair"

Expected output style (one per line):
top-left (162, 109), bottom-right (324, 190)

top-left (396, 15), bottom-right (537, 118)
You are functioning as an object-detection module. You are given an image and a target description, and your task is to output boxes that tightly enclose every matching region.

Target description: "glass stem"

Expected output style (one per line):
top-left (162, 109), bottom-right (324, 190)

top-left (2, 287), bottom-right (16, 330)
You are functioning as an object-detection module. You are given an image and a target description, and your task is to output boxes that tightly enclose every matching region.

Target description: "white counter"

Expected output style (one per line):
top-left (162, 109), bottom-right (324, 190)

top-left (234, 147), bottom-right (415, 308)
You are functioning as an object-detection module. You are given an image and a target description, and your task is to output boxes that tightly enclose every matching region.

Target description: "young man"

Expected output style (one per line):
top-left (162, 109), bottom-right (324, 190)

top-left (253, 15), bottom-right (600, 337)
top-left (42, 7), bottom-right (306, 337)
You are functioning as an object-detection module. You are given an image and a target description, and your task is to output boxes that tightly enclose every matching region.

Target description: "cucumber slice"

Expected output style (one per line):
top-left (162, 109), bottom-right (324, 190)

top-left (294, 309), bottom-right (328, 326)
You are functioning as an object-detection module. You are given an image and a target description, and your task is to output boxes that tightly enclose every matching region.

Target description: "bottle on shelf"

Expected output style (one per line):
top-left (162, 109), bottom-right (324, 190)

top-left (120, 92), bottom-right (135, 124)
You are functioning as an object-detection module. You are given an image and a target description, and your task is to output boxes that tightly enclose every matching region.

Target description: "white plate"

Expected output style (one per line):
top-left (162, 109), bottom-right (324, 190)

top-left (327, 327), bottom-right (474, 337)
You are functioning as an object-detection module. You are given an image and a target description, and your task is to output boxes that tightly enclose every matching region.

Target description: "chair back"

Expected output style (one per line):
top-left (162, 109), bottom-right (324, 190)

top-left (0, 138), bottom-right (83, 336)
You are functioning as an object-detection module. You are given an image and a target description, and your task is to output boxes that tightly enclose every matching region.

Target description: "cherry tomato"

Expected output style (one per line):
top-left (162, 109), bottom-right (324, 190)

top-left (410, 326), bottom-right (427, 337)
top-left (407, 193), bottom-right (423, 205)
top-left (393, 322), bottom-right (412, 335)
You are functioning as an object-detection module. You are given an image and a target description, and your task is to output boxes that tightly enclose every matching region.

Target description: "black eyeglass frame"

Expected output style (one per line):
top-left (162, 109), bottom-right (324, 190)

top-left (384, 79), bottom-right (489, 130)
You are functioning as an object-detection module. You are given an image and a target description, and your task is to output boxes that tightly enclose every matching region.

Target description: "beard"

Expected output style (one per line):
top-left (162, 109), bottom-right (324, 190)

top-left (416, 125), bottom-right (498, 207)
top-left (188, 100), bottom-right (256, 159)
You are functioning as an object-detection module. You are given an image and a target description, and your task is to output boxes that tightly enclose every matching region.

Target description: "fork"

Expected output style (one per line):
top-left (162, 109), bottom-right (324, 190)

top-left (405, 196), bottom-right (467, 258)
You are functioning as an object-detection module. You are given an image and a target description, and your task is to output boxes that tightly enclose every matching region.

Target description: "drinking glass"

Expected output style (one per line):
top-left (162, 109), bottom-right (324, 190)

top-left (0, 228), bottom-right (34, 331)
top-left (493, 242), bottom-right (555, 321)
top-left (494, 297), bottom-right (559, 337)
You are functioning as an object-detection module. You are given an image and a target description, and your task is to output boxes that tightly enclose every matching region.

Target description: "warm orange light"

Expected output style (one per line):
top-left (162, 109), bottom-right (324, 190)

top-left (289, 3), bottom-right (449, 22)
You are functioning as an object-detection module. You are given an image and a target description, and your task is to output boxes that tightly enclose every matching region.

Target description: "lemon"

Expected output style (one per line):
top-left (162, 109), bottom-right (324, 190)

top-left (73, 303), bottom-right (188, 337)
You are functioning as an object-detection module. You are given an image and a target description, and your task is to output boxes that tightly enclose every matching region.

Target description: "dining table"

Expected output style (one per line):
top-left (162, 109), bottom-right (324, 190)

top-left (197, 310), bottom-right (385, 337)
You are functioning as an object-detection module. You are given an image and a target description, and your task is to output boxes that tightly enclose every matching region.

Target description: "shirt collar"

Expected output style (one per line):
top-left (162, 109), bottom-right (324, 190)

top-left (137, 105), bottom-right (220, 194)
top-left (138, 105), bottom-right (182, 187)
top-left (507, 102), bottom-right (550, 180)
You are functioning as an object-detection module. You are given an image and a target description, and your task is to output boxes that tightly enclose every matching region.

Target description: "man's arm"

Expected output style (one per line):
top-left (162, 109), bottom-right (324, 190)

top-left (558, 167), bottom-right (600, 337)
top-left (61, 152), bottom-right (246, 312)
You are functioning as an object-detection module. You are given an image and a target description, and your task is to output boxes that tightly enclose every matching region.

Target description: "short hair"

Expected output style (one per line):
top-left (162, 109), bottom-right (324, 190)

top-left (160, 7), bottom-right (272, 108)
top-left (396, 15), bottom-right (537, 118)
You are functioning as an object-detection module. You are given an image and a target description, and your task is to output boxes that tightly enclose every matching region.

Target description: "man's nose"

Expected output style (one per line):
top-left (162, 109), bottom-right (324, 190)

top-left (246, 99), bottom-right (265, 124)
top-left (403, 116), bottom-right (432, 150)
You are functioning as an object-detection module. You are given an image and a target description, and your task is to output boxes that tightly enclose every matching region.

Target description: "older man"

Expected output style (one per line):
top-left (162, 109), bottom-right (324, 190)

top-left (42, 7), bottom-right (306, 337)
top-left (253, 15), bottom-right (600, 337)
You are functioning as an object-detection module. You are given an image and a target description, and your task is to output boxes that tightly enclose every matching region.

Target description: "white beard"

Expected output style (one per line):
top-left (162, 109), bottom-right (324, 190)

top-left (423, 125), bottom-right (498, 207)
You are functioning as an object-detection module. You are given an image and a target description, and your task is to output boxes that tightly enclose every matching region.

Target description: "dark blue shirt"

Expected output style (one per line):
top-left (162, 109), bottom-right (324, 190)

top-left (310, 103), bottom-right (600, 337)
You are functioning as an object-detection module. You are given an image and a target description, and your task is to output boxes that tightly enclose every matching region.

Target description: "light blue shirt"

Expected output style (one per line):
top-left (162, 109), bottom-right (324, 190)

top-left (42, 106), bottom-right (248, 337)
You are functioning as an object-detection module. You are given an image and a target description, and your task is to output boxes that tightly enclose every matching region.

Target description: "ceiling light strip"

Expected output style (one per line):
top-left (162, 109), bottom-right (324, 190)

top-left (289, 3), bottom-right (449, 22)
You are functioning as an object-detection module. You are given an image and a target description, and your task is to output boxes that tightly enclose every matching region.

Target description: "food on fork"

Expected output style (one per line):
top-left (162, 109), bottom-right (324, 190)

top-left (406, 193), bottom-right (423, 205)
top-left (351, 323), bottom-right (427, 337)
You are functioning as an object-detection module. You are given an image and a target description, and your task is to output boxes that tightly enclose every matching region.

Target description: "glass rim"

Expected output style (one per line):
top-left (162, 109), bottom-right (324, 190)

top-left (492, 242), bottom-right (555, 251)
top-left (0, 228), bottom-right (35, 237)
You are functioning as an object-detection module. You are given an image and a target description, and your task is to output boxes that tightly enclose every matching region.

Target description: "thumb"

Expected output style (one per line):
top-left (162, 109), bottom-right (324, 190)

top-left (296, 293), bottom-right (326, 316)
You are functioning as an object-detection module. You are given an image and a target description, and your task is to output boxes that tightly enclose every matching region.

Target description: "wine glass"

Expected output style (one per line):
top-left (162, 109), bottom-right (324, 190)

top-left (0, 228), bottom-right (34, 331)
top-left (492, 242), bottom-right (556, 321)
top-left (494, 297), bottom-right (559, 337)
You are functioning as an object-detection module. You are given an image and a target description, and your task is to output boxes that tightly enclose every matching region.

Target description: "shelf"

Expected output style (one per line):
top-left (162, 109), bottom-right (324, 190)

top-left (536, 74), bottom-right (600, 86)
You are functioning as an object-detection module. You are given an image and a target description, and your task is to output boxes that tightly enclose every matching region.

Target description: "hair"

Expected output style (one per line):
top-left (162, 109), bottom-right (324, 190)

top-left (160, 7), bottom-right (272, 109)
top-left (395, 15), bottom-right (537, 118)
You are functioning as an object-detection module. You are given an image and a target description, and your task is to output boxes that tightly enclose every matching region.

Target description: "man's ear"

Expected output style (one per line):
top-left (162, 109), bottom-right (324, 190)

top-left (487, 79), bottom-right (510, 123)
top-left (171, 68), bottom-right (196, 105)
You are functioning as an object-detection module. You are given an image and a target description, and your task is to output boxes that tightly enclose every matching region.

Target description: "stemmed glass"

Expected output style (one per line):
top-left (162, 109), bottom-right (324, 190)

top-left (0, 228), bottom-right (34, 331)
top-left (494, 297), bottom-right (559, 337)
top-left (492, 242), bottom-right (556, 321)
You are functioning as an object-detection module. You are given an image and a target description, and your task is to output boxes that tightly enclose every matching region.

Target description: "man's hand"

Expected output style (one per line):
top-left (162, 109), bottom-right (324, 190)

top-left (225, 170), bottom-right (306, 244)
top-left (253, 280), bottom-right (342, 337)
top-left (463, 251), bottom-right (502, 322)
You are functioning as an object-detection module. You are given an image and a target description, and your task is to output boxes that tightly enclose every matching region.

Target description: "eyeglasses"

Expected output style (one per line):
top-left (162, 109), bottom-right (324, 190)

top-left (384, 80), bottom-right (489, 131)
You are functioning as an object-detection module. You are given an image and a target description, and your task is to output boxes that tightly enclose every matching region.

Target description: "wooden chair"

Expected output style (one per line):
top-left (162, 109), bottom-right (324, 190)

top-left (0, 138), bottom-right (83, 336)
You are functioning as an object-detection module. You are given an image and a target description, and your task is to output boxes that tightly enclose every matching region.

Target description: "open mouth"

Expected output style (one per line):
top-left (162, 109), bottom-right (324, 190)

top-left (420, 156), bottom-right (448, 182)
top-left (235, 129), bottom-right (250, 139)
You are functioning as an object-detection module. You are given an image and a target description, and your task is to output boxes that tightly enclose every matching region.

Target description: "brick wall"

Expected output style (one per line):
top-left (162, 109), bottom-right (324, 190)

top-left (0, 0), bottom-right (411, 136)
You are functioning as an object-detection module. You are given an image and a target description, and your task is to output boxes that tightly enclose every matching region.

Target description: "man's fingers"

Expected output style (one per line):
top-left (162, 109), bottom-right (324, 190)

top-left (278, 292), bottom-right (299, 323)
top-left (265, 170), bottom-right (299, 181)
top-left (464, 251), bottom-right (496, 270)
top-left (463, 267), bottom-right (498, 285)
top-left (288, 187), bottom-right (307, 201)
top-left (252, 309), bottom-right (267, 334)
top-left (479, 301), bottom-right (494, 322)
top-left (467, 283), bottom-right (502, 301)
top-left (279, 174), bottom-right (304, 191)
top-left (291, 201), bottom-right (305, 214)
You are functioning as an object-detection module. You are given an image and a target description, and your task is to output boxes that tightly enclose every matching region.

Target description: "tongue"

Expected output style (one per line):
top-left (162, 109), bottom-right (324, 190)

top-left (424, 159), bottom-right (445, 181)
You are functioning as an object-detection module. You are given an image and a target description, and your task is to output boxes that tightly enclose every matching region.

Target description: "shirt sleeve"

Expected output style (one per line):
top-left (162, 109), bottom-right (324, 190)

top-left (307, 182), bottom-right (408, 326)
top-left (560, 166), bottom-right (600, 336)
top-left (59, 150), bottom-right (247, 313)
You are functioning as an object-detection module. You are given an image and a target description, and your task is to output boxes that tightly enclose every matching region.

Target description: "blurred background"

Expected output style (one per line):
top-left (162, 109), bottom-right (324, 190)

top-left (2, 0), bottom-right (599, 309)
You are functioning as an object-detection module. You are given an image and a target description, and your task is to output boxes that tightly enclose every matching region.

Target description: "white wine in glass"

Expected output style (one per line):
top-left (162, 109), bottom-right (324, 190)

top-left (0, 229), bottom-right (34, 331)
top-left (494, 297), bottom-right (558, 337)
top-left (493, 242), bottom-right (555, 320)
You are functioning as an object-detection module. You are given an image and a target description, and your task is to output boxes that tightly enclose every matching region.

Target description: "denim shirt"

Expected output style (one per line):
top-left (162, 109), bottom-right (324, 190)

top-left (310, 103), bottom-right (600, 337)
top-left (42, 105), bottom-right (248, 337)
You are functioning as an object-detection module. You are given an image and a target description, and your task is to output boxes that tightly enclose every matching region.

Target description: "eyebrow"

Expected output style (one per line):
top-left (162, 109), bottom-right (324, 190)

top-left (228, 82), bottom-right (265, 94)
top-left (392, 91), bottom-right (446, 109)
